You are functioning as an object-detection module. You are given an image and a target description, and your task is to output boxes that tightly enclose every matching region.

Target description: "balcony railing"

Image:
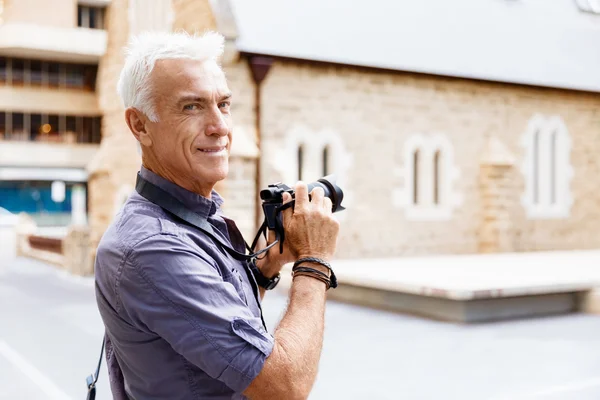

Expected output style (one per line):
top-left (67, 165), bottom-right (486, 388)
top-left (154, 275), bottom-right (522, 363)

top-left (0, 112), bottom-right (101, 144)
top-left (0, 57), bottom-right (98, 91)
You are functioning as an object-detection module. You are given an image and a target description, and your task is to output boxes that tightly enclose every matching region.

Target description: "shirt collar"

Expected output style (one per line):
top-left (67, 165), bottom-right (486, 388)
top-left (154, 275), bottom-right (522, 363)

top-left (139, 165), bottom-right (224, 219)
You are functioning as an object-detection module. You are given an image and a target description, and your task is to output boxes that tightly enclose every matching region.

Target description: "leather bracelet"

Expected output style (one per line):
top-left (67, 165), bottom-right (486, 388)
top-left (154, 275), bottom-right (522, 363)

top-left (292, 266), bottom-right (330, 280)
top-left (293, 257), bottom-right (338, 289)
top-left (292, 267), bottom-right (331, 289)
top-left (292, 271), bottom-right (331, 290)
top-left (293, 257), bottom-right (332, 271)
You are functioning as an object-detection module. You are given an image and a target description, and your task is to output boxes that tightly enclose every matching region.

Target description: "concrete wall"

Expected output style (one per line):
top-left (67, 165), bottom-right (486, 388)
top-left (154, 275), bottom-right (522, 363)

top-left (3, 0), bottom-right (77, 27)
top-left (0, 141), bottom-right (98, 168)
top-left (0, 86), bottom-right (101, 115)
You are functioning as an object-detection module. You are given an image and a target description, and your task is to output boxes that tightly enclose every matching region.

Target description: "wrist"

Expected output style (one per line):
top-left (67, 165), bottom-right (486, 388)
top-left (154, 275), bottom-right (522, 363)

top-left (292, 257), bottom-right (338, 290)
top-left (297, 253), bottom-right (332, 263)
top-left (251, 258), bottom-right (281, 290)
top-left (255, 257), bottom-right (279, 279)
top-left (294, 262), bottom-right (330, 278)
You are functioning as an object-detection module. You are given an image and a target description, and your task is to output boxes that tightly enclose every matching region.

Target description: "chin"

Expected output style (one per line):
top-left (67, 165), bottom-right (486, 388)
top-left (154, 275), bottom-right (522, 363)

top-left (203, 165), bottom-right (229, 184)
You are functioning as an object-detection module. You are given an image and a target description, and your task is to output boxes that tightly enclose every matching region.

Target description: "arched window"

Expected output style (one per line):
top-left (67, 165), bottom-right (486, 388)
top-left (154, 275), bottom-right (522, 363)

top-left (533, 129), bottom-right (540, 204)
top-left (412, 150), bottom-right (419, 205)
top-left (394, 133), bottom-right (461, 220)
top-left (297, 144), bottom-right (304, 181)
top-left (433, 150), bottom-right (441, 205)
top-left (322, 145), bottom-right (330, 176)
top-left (522, 115), bottom-right (573, 219)
top-left (550, 129), bottom-right (557, 204)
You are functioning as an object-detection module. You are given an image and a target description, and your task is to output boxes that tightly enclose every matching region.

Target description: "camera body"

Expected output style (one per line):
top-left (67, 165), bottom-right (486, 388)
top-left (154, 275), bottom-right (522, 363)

top-left (259, 175), bottom-right (345, 230)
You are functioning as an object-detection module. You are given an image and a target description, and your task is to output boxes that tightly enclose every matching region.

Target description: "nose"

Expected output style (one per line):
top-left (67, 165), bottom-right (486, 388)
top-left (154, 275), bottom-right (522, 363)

top-left (206, 107), bottom-right (229, 137)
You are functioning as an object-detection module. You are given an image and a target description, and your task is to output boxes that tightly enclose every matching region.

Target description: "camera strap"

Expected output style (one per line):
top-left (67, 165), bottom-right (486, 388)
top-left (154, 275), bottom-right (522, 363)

top-left (86, 336), bottom-right (105, 400)
top-left (136, 173), bottom-right (253, 261)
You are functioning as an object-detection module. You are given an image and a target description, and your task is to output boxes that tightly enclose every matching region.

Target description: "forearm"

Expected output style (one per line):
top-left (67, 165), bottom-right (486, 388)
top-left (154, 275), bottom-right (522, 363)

top-left (245, 269), bottom-right (327, 399)
top-left (275, 273), bottom-right (327, 375)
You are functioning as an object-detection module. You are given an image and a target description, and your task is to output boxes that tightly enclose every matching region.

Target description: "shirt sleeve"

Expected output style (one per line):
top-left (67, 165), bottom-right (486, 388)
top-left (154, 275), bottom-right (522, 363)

top-left (118, 232), bottom-right (274, 393)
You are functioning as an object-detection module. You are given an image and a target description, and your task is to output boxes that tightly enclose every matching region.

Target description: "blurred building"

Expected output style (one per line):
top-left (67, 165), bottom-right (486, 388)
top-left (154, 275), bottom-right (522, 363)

top-left (0, 0), bottom-right (106, 236)
top-left (229, 0), bottom-right (600, 259)
top-left (3, 0), bottom-right (600, 274)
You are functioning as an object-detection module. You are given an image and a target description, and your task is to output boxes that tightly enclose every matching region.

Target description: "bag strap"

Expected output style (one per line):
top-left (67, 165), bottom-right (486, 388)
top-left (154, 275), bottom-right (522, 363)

top-left (86, 335), bottom-right (105, 400)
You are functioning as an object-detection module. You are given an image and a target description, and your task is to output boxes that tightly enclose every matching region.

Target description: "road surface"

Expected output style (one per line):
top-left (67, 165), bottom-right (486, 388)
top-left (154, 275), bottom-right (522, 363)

top-left (1, 257), bottom-right (600, 399)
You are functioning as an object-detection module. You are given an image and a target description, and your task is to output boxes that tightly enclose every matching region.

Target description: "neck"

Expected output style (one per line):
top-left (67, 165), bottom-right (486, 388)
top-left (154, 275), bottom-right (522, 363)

top-left (142, 154), bottom-right (214, 199)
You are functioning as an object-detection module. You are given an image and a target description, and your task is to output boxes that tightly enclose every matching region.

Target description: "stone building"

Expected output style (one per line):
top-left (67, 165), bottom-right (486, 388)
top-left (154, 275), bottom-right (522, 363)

top-left (226, 0), bottom-right (600, 259)
top-left (2, 0), bottom-right (600, 274)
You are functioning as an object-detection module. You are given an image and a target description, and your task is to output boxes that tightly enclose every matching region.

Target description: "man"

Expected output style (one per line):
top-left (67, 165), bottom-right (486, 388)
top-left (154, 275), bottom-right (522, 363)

top-left (94, 30), bottom-right (340, 400)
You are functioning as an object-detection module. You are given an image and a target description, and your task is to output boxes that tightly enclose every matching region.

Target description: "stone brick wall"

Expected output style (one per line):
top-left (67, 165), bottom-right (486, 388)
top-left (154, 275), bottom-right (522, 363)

top-left (172, 0), bottom-right (217, 33)
top-left (478, 138), bottom-right (517, 253)
top-left (220, 57), bottom-right (259, 240)
top-left (257, 60), bottom-right (600, 259)
top-left (88, 0), bottom-right (138, 260)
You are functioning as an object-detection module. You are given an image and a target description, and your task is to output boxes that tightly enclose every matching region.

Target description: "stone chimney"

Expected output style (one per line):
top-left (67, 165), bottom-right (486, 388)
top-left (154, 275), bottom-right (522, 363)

top-left (478, 137), bottom-right (517, 253)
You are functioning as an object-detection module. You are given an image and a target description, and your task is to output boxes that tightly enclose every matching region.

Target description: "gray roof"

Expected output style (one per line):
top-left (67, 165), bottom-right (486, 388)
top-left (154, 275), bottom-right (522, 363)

top-left (229, 0), bottom-right (600, 93)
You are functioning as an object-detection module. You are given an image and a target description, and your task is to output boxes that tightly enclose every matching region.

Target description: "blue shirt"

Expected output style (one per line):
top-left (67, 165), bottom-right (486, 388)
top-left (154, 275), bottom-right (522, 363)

top-left (94, 166), bottom-right (274, 400)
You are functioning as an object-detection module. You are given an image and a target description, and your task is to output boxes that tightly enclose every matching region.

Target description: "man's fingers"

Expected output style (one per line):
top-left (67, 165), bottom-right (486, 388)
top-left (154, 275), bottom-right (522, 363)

top-left (311, 187), bottom-right (325, 209)
top-left (323, 197), bottom-right (333, 214)
top-left (282, 192), bottom-right (292, 204)
top-left (294, 181), bottom-right (309, 211)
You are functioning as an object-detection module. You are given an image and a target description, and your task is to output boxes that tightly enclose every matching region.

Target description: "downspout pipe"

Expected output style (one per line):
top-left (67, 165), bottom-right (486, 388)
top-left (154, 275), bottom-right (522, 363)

top-left (248, 56), bottom-right (273, 230)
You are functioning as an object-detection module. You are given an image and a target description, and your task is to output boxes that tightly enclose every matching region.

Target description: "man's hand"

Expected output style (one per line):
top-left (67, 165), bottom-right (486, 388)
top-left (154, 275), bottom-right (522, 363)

top-left (281, 181), bottom-right (339, 262)
top-left (255, 192), bottom-right (295, 279)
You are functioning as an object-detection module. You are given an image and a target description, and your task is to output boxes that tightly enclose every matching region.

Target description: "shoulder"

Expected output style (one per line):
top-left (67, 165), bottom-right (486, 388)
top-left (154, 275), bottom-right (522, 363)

top-left (95, 193), bottom-right (198, 276)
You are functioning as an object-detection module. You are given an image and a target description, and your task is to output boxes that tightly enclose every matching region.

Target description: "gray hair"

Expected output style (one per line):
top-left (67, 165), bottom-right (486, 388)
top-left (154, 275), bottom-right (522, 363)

top-left (116, 30), bottom-right (225, 122)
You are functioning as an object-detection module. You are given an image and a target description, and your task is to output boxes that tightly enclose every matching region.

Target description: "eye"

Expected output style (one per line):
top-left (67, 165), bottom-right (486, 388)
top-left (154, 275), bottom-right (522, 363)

top-left (183, 104), bottom-right (199, 111)
top-left (218, 101), bottom-right (231, 110)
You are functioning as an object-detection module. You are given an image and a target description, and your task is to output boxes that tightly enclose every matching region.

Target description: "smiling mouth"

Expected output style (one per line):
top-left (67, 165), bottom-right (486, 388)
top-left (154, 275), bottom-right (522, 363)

top-left (198, 146), bottom-right (227, 153)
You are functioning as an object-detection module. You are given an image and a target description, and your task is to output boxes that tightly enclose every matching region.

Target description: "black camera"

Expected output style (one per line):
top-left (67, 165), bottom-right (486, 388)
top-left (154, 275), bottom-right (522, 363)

top-left (259, 175), bottom-right (346, 231)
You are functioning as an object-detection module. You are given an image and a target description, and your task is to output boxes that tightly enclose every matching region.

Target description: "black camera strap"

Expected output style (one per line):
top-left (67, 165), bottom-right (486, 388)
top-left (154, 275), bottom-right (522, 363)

top-left (86, 336), bottom-right (105, 400)
top-left (136, 173), bottom-right (273, 261)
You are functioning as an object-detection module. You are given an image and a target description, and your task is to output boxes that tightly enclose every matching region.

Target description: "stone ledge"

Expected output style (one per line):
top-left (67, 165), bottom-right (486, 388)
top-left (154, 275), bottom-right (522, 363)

top-left (326, 284), bottom-right (580, 323)
top-left (274, 250), bottom-right (600, 322)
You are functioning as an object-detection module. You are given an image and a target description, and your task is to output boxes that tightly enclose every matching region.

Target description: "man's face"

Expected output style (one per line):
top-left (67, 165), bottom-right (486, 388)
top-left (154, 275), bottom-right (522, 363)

top-left (144, 58), bottom-right (233, 190)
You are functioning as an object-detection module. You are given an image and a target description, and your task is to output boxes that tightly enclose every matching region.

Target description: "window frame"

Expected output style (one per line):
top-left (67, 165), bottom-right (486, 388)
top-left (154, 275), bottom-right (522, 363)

top-left (393, 133), bottom-right (462, 221)
top-left (520, 115), bottom-right (573, 219)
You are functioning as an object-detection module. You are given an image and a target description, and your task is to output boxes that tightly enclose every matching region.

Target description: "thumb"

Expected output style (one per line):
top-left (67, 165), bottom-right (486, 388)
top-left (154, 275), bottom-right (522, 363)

top-left (280, 192), bottom-right (294, 230)
top-left (282, 192), bottom-right (292, 204)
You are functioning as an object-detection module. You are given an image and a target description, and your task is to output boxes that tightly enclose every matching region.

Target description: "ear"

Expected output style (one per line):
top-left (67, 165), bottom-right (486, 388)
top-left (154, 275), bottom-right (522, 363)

top-left (125, 108), bottom-right (153, 147)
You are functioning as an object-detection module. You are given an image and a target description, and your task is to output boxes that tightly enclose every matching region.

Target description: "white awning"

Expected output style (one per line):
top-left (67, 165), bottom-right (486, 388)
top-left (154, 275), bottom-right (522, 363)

top-left (0, 142), bottom-right (99, 169)
top-left (0, 167), bottom-right (88, 182)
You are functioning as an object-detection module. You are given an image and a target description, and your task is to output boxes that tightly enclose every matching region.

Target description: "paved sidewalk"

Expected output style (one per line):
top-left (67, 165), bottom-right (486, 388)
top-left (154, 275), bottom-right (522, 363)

top-left (2, 257), bottom-right (600, 399)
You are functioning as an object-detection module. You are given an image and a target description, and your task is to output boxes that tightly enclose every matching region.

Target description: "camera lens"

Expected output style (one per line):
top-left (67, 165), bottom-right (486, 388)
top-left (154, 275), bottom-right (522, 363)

top-left (259, 188), bottom-right (277, 201)
top-left (307, 175), bottom-right (345, 213)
